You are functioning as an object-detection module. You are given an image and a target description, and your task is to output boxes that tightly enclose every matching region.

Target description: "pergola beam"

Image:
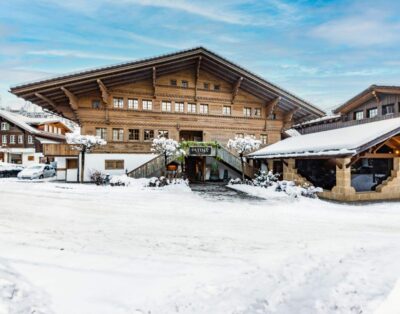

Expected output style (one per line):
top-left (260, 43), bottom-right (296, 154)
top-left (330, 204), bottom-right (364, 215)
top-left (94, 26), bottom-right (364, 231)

top-left (231, 77), bottom-right (243, 104)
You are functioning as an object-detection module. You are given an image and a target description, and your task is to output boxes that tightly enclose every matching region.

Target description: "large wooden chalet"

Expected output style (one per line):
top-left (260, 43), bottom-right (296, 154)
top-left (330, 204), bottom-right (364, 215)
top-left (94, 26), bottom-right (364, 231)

top-left (10, 47), bottom-right (324, 182)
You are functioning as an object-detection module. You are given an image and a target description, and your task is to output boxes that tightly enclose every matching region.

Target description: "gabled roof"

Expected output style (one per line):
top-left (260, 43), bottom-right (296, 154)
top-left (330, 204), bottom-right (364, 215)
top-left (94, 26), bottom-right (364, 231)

top-left (334, 85), bottom-right (400, 114)
top-left (249, 117), bottom-right (400, 159)
top-left (9, 47), bottom-right (325, 122)
top-left (0, 110), bottom-right (67, 141)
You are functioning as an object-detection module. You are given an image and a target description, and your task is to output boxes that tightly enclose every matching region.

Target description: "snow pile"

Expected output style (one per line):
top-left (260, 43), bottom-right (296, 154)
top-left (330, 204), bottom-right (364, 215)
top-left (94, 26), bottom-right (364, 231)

top-left (374, 279), bottom-right (400, 314)
top-left (109, 175), bottom-right (149, 187)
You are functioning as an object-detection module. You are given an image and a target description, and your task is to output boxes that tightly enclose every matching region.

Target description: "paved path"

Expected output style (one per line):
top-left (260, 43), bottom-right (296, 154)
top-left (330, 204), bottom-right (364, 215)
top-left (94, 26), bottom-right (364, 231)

top-left (190, 182), bottom-right (263, 202)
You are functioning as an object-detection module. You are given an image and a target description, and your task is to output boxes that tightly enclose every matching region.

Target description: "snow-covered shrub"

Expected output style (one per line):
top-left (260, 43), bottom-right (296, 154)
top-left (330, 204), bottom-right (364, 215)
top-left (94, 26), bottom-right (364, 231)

top-left (89, 169), bottom-right (107, 185)
top-left (228, 178), bottom-right (242, 185)
top-left (276, 181), bottom-right (322, 198)
top-left (147, 177), bottom-right (189, 188)
top-left (110, 175), bottom-right (135, 186)
top-left (252, 170), bottom-right (279, 187)
top-left (299, 183), bottom-right (323, 198)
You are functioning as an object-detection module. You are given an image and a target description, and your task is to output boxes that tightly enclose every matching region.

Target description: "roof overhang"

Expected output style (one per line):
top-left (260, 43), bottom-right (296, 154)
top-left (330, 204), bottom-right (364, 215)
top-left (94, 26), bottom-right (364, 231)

top-left (334, 85), bottom-right (400, 114)
top-left (9, 47), bottom-right (325, 123)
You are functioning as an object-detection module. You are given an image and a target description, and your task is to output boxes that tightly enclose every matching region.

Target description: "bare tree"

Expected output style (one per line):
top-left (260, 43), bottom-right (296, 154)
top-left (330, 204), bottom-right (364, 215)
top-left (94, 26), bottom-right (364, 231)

top-left (66, 133), bottom-right (107, 182)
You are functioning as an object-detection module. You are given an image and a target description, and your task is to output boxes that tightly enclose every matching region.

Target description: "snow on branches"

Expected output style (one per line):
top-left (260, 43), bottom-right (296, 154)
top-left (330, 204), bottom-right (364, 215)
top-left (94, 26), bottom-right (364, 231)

top-left (66, 133), bottom-right (107, 152)
top-left (151, 137), bottom-right (181, 156)
top-left (227, 135), bottom-right (261, 155)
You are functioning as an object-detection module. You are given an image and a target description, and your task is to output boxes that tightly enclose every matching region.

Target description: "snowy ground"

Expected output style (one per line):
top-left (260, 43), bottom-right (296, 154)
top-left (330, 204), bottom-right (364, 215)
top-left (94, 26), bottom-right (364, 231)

top-left (1, 179), bottom-right (400, 314)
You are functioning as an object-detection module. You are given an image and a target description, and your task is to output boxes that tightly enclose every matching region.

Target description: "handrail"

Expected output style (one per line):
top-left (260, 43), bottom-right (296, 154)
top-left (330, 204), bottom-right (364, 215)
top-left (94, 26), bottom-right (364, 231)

top-left (217, 145), bottom-right (255, 178)
top-left (127, 154), bottom-right (177, 178)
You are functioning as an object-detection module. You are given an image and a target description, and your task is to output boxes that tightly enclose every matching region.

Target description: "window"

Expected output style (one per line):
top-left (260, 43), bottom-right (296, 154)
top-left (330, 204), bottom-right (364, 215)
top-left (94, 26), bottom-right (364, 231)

top-left (161, 101), bottom-right (172, 112)
top-left (260, 134), bottom-right (268, 144)
top-left (382, 104), bottom-right (395, 115)
top-left (128, 98), bottom-right (138, 110)
top-left (113, 97), bottom-right (124, 109)
top-left (96, 128), bottom-right (107, 140)
top-left (243, 107), bottom-right (251, 117)
top-left (182, 80), bottom-right (188, 88)
top-left (158, 130), bottom-right (169, 138)
top-left (2, 135), bottom-right (6, 144)
top-left (10, 135), bottom-right (15, 144)
top-left (254, 108), bottom-right (261, 117)
top-left (142, 100), bottom-right (152, 111)
top-left (236, 133), bottom-right (244, 138)
top-left (92, 100), bottom-right (101, 109)
top-left (128, 129), bottom-right (139, 141)
top-left (18, 135), bottom-right (23, 144)
top-left (187, 103), bottom-right (196, 113)
top-left (175, 102), bottom-right (184, 112)
top-left (354, 111), bottom-right (364, 120)
top-left (199, 104), bottom-right (208, 114)
top-left (170, 79), bottom-right (177, 86)
top-left (214, 84), bottom-right (220, 91)
top-left (367, 107), bottom-right (378, 118)
top-left (112, 128), bottom-right (124, 142)
top-left (144, 129), bottom-right (154, 141)
top-left (204, 83), bottom-right (209, 89)
top-left (105, 160), bottom-right (124, 170)
top-left (223, 106), bottom-right (231, 115)
top-left (1, 122), bottom-right (9, 131)
top-left (27, 135), bottom-right (33, 144)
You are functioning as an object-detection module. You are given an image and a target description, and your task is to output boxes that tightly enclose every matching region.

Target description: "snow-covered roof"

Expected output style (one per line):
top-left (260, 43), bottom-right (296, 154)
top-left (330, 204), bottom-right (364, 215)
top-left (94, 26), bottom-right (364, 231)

top-left (293, 113), bottom-right (341, 128)
top-left (284, 129), bottom-right (301, 137)
top-left (0, 110), bottom-right (66, 140)
top-left (250, 117), bottom-right (400, 159)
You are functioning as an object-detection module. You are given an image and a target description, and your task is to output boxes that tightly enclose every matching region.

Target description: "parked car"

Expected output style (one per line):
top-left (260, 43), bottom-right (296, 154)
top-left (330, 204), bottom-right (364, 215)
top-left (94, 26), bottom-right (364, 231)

top-left (17, 164), bottom-right (56, 180)
top-left (0, 162), bottom-right (24, 178)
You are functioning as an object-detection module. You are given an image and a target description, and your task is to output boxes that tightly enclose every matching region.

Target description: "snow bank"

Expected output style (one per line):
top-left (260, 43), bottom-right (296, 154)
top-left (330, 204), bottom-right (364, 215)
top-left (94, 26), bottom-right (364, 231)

top-left (110, 175), bottom-right (191, 191)
top-left (228, 183), bottom-right (289, 200)
top-left (374, 279), bottom-right (400, 314)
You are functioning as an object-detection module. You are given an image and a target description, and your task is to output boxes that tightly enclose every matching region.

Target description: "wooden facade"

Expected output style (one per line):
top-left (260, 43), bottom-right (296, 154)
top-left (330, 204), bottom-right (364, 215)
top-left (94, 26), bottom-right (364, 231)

top-left (10, 47), bottom-right (325, 155)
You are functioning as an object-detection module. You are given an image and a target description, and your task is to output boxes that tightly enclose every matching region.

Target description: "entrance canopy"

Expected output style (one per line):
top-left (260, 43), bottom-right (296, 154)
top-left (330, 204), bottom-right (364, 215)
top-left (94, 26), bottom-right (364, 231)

top-left (249, 117), bottom-right (400, 159)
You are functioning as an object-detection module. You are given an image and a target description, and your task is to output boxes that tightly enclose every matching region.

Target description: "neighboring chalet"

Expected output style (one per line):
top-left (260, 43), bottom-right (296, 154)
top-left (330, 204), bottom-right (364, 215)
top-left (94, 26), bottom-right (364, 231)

top-left (0, 109), bottom-right (71, 165)
top-left (9, 47), bottom-right (324, 182)
top-left (250, 85), bottom-right (400, 201)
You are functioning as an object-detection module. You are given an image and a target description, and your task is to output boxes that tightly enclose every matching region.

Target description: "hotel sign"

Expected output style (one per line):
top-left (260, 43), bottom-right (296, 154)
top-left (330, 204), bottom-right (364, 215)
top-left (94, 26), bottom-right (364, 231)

top-left (188, 146), bottom-right (212, 156)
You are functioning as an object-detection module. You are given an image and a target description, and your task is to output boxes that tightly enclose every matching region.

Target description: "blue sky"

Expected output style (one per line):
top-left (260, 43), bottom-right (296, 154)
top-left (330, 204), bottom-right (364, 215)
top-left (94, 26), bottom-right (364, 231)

top-left (1, 0), bottom-right (400, 112)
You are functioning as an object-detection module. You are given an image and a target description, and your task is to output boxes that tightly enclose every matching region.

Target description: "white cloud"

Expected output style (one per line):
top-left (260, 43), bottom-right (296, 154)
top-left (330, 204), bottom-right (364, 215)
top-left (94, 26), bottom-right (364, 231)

top-left (27, 50), bottom-right (131, 62)
top-left (310, 15), bottom-right (400, 46)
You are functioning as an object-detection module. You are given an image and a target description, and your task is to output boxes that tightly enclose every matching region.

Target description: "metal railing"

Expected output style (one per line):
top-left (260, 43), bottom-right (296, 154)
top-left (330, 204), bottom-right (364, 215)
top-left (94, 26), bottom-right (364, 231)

top-left (217, 145), bottom-right (255, 178)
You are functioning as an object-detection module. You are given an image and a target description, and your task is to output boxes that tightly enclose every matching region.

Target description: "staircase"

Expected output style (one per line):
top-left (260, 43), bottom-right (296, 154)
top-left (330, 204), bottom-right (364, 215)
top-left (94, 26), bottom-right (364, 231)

top-left (127, 154), bottom-right (176, 179)
top-left (127, 143), bottom-right (255, 179)
top-left (216, 145), bottom-right (255, 178)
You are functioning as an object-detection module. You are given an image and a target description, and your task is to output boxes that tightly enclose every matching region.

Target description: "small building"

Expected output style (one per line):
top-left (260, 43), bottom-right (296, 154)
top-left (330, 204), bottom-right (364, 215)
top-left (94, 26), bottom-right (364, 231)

top-left (0, 109), bottom-right (72, 165)
top-left (250, 86), bottom-right (400, 202)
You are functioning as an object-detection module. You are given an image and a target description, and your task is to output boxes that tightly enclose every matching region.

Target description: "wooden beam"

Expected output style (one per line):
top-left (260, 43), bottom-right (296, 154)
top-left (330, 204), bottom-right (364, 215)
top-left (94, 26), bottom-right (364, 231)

top-left (231, 77), bottom-right (243, 104)
top-left (60, 86), bottom-right (80, 123)
top-left (34, 93), bottom-right (58, 111)
top-left (195, 56), bottom-right (202, 101)
top-left (284, 107), bottom-right (299, 124)
top-left (97, 79), bottom-right (110, 105)
top-left (264, 97), bottom-right (280, 130)
top-left (372, 90), bottom-right (380, 104)
top-left (152, 67), bottom-right (156, 98)
top-left (362, 153), bottom-right (400, 159)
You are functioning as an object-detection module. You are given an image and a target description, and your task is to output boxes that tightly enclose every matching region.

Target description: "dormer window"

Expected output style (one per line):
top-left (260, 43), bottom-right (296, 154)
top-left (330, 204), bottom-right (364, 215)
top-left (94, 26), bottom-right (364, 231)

top-left (182, 80), bottom-right (188, 88)
top-left (204, 83), bottom-right (209, 90)
top-left (382, 104), bottom-right (394, 115)
top-left (214, 84), bottom-right (220, 91)
top-left (92, 100), bottom-right (101, 109)
top-left (170, 79), bottom-right (177, 86)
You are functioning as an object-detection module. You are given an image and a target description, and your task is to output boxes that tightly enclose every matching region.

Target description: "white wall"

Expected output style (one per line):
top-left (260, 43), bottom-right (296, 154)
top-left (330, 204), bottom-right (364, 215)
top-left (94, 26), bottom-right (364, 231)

top-left (83, 153), bottom-right (156, 182)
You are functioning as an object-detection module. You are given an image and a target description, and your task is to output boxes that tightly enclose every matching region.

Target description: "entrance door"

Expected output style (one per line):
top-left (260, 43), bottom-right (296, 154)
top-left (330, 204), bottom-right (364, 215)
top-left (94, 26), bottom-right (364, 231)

top-left (185, 157), bottom-right (205, 182)
top-left (180, 130), bottom-right (203, 142)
